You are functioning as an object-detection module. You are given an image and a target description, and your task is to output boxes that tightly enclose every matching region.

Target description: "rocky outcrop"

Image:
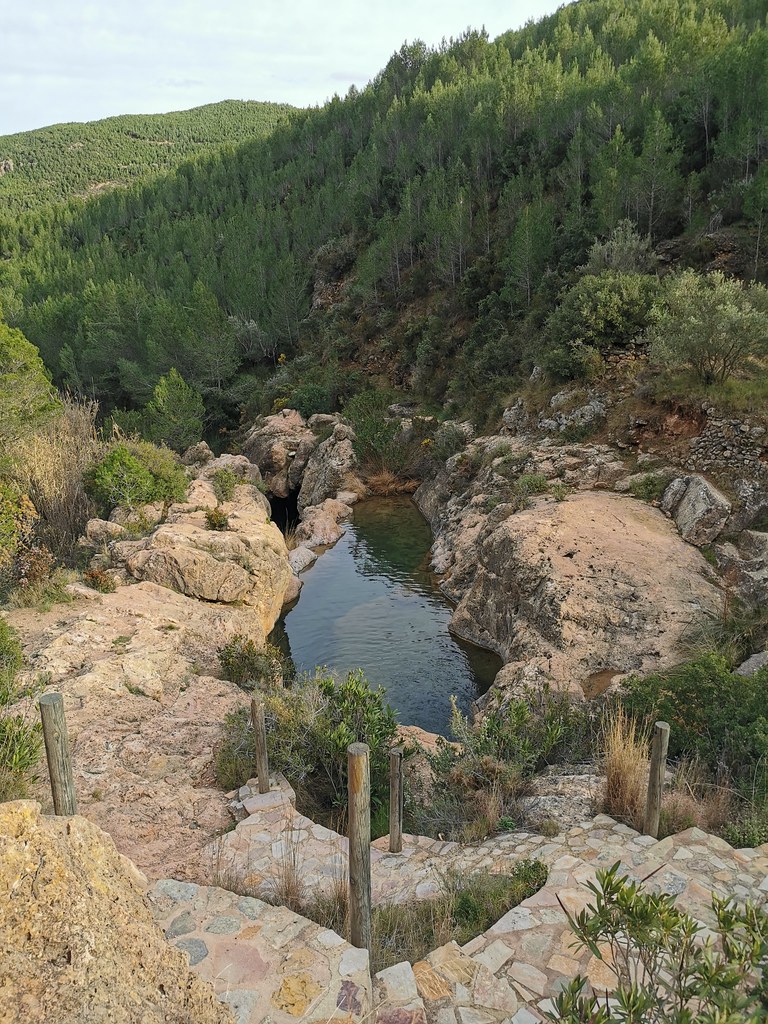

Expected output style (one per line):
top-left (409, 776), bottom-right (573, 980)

top-left (294, 497), bottom-right (354, 548)
top-left (0, 801), bottom-right (231, 1024)
top-left (241, 409), bottom-right (317, 497)
top-left (298, 423), bottom-right (361, 512)
top-left (110, 479), bottom-right (290, 634)
top-left (7, 463), bottom-right (292, 881)
top-left (661, 474), bottom-right (732, 546)
top-left (417, 438), bottom-right (723, 701)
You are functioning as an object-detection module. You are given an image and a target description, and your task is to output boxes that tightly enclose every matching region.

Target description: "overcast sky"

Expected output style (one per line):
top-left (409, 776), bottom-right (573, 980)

top-left (1, 1), bottom-right (561, 136)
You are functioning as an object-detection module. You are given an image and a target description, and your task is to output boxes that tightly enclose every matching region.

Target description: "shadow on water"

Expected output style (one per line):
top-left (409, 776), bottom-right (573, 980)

top-left (270, 496), bottom-right (501, 734)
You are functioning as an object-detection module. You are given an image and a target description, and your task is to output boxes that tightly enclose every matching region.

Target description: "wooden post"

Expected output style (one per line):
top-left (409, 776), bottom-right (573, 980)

top-left (39, 693), bottom-right (77, 816)
top-left (644, 721), bottom-right (670, 839)
top-left (389, 746), bottom-right (404, 854)
top-left (250, 697), bottom-right (270, 795)
top-left (348, 742), bottom-right (371, 953)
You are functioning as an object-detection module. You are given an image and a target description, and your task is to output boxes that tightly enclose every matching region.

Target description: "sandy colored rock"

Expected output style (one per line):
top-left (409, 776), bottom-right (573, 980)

top-left (298, 423), bottom-right (361, 512)
top-left (242, 409), bottom-right (317, 497)
top-left (418, 462), bottom-right (722, 698)
top-left (661, 474), bottom-right (731, 546)
top-left (0, 801), bottom-right (232, 1024)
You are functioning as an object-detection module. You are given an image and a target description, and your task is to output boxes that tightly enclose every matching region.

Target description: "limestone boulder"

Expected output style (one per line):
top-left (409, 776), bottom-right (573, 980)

top-left (84, 518), bottom-right (126, 544)
top-left (0, 801), bottom-right (231, 1024)
top-left (298, 423), bottom-right (361, 512)
top-left (294, 498), bottom-right (353, 548)
top-left (111, 484), bottom-right (290, 632)
top-left (661, 474), bottom-right (732, 546)
top-left (241, 409), bottom-right (317, 497)
top-left (200, 452), bottom-right (263, 485)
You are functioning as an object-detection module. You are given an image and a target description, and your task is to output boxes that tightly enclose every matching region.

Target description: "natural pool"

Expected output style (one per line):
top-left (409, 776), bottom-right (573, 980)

top-left (270, 497), bottom-right (501, 734)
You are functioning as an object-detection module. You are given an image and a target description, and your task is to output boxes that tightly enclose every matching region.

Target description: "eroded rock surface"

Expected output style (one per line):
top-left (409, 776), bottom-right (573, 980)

top-left (0, 801), bottom-right (231, 1024)
top-left (7, 467), bottom-right (292, 881)
top-left (417, 439), bottom-right (722, 700)
top-left (661, 474), bottom-right (732, 546)
top-left (241, 409), bottom-right (317, 497)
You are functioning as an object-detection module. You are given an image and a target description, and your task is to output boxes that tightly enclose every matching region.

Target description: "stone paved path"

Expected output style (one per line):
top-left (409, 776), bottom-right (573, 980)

top-left (148, 877), bottom-right (371, 1024)
top-left (181, 775), bottom-right (767, 1023)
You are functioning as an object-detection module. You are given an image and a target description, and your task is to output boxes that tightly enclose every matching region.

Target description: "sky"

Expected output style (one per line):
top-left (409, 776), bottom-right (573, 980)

top-left (1, 0), bottom-right (561, 136)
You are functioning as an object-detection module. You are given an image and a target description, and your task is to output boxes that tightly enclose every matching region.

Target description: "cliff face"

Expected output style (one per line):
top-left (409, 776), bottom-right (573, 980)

top-left (0, 800), bottom-right (232, 1024)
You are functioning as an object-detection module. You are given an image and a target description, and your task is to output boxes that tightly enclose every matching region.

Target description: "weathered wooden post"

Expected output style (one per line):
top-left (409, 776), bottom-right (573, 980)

top-left (644, 721), bottom-right (670, 839)
top-left (250, 697), bottom-right (270, 795)
top-left (348, 742), bottom-right (372, 953)
top-left (39, 693), bottom-right (77, 816)
top-left (388, 746), bottom-right (404, 854)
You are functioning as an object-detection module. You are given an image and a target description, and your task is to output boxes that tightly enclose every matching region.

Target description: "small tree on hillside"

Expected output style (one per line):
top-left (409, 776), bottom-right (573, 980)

top-left (649, 270), bottom-right (768, 385)
top-left (144, 368), bottom-right (205, 452)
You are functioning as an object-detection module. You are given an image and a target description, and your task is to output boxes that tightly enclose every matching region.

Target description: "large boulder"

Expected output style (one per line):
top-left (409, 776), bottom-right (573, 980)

top-left (294, 498), bottom-right (353, 547)
top-left (111, 480), bottom-right (290, 633)
top-left (298, 423), bottom-right (361, 512)
top-left (241, 410), bottom-right (317, 497)
top-left (417, 481), bottom-right (722, 700)
top-left (661, 474), bottom-right (732, 546)
top-left (0, 801), bottom-right (231, 1024)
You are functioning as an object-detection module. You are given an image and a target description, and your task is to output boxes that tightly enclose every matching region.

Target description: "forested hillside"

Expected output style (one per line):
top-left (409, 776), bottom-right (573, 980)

top-left (1, 0), bottom-right (767, 432)
top-left (0, 100), bottom-right (295, 212)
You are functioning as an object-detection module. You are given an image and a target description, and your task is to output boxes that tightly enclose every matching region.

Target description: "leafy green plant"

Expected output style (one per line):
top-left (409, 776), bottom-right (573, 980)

top-left (210, 468), bottom-right (240, 503)
top-left (205, 507), bottom-right (230, 531)
top-left (84, 441), bottom-right (187, 514)
top-left (550, 862), bottom-right (768, 1023)
top-left (216, 669), bottom-right (398, 824)
top-left (218, 635), bottom-right (286, 689)
top-left (620, 654), bottom-right (768, 783)
top-left (628, 473), bottom-right (669, 502)
top-left (0, 620), bottom-right (23, 706)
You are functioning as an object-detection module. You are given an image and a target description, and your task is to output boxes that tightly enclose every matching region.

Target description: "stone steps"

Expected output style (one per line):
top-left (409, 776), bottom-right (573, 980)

top-left (198, 778), bottom-right (768, 1024)
top-left (148, 878), bottom-right (371, 1024)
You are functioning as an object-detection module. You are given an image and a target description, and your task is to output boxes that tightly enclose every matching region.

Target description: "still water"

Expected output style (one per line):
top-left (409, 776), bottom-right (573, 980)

top-left (271, 497), bottom-right (501, 734)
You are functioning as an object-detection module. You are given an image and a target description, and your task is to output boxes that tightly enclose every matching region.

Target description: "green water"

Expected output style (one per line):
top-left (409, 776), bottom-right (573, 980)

top-left (271, 497), bottom-right (501, 734)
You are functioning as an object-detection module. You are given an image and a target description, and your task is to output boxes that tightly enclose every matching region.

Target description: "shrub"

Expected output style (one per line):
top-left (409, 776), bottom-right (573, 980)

top-left (83, 567), bottom-right (117, 593)
top-left (411, 688), bottom-right (599, 841)
top-left (205, 507), bottom-right (230, 531)
top-left (84, 446), bottom-right (155, 512)
top-left (0, 482), bottom-right (37, 587)
top-left (215, 669), bottom-right (398, 825)
top-left (649, 270), bottom-right (768, 385)
top-left (12, 397), bottom-right (103, 562)
top-left (343, 390), bottom-right (413, 475)
top-left (84, 441), bottom-right (187, 514)
top-left (0, 620), bottom-right (23, 705)
top-left (628, 472), bottom-right (669, 502)
top-left (550, 863), bottom-right (768, 1023)
top-left (433, 422), bottom-right (469, 462)
top-left (544, 272), bottom-right (660, 379)
top-left (143, 368), bottom-right (204, 452)
top-left (210, 468), bottom-right (239, 503)
top-left (620, 654), bottom-right (768, 784)
top-left (218, 636), bottom-right (286, 689)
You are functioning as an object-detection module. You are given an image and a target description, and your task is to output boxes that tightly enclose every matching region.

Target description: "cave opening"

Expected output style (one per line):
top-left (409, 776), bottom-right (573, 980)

top-left (269, 488), bottom-right (300, 534)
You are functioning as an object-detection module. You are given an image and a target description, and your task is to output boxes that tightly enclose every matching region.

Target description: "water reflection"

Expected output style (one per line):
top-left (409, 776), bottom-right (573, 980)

top-left (271, 497), bottom-right (501, 733)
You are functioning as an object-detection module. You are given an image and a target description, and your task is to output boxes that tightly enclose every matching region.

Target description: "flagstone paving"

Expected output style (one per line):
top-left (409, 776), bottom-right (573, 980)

top-left (152, 774), bottom-right (767, 1023)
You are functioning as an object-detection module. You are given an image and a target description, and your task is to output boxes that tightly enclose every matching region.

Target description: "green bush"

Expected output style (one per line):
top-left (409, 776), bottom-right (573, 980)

top-left (543, 271), bottom-right (659, 379)
top-left (216, 669), bottom-right (398, 823)
top-left (411, 687), bottom-right (599, 841)
top-left (343, 390), bottom-right (412, 475)
top-left (210, 467), bottom-right (239, 503)
top-left (620, 654), bottom-right (768, 783)
top-left (84, 441), bottom-right (187, 513)
top-left (218, 636), bottom-right (286, 689)
top-left (628, 472), bottom-right (669, 502)
top-left (205, 507), bottom-right (230, 531)
top-left (143, 368), bottom-right (205, 452)
top-left (649, 270), bottom-right (768, 386)
top-left (0, 483), bottom-right (38, 590)
top-left (551, 862), bottom-right (768, 1023)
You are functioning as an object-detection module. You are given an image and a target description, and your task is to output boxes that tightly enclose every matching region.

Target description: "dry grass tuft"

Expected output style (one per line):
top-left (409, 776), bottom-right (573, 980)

top-left (365, 470), bottom-right (419, 496)
top-left (601, 706), bottom-right (649, 830)
top-left (659, 758), bottom-right (736, 838)
top-left (13, 398), bottom-right (103, 561)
